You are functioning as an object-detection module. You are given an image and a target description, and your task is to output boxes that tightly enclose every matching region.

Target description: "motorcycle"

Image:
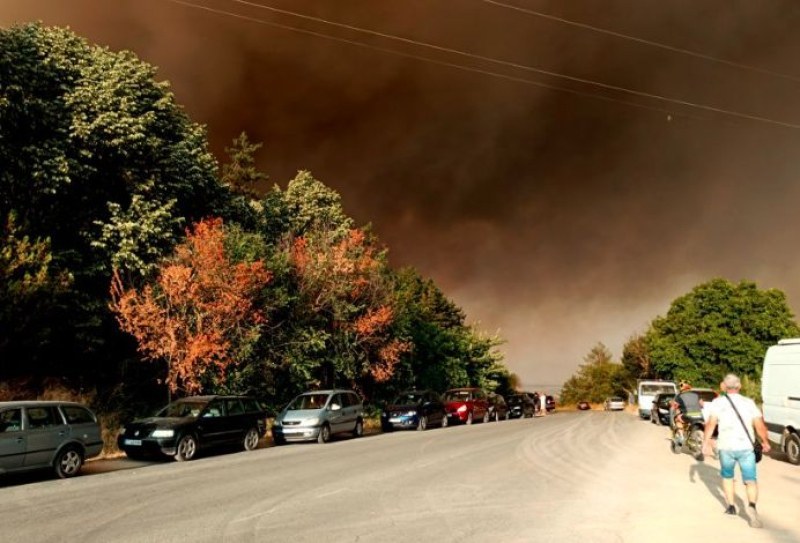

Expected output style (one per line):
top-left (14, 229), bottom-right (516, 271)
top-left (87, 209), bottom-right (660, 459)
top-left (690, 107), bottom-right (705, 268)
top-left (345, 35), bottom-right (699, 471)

top-left (670, 412), bottom-right (705, 461)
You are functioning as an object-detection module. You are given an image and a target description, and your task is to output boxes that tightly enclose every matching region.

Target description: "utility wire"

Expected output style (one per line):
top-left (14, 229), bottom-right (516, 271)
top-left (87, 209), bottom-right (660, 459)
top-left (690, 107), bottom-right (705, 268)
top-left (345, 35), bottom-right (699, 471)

top-left (480, 0), bottom-right (800, 85)
top-left (167, 0), bottom-right (800, 129)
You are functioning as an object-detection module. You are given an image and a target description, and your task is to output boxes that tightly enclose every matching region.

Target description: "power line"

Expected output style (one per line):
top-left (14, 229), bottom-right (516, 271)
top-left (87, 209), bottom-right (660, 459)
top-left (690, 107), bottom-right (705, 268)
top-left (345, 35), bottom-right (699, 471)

top-left (168, 0), bottom-right (800, 129)
top-left (480, 0), bottom-right (800, 85)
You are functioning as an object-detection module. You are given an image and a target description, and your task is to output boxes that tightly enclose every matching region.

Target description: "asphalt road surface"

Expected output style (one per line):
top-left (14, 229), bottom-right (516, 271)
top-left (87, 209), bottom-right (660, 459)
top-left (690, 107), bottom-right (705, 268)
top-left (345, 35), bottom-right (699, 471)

top-left (2, 411), bottom-right (799, 542)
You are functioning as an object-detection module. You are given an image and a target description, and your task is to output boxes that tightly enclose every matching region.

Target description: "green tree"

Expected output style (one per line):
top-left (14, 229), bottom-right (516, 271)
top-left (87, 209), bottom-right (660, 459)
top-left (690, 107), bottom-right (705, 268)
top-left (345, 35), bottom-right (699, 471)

top-left (560, 342), bottom-right (626, 404)
top-left (0, 23), bottom-right (229, 385)
top-left (646, 278), bottom-right (799, 387)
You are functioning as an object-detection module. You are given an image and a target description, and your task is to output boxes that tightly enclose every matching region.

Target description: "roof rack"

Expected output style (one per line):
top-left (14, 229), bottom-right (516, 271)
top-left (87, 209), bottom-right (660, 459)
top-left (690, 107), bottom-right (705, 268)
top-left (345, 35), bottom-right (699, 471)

top-left (777, 338), bottom-right (800, 345)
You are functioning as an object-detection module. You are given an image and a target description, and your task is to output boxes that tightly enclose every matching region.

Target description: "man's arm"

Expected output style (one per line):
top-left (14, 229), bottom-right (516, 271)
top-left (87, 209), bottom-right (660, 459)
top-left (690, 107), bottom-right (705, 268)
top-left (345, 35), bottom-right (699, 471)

top-left (753, 416), bottom-right (771, 453)
top-left (702, 415), bottom-right (718, 455)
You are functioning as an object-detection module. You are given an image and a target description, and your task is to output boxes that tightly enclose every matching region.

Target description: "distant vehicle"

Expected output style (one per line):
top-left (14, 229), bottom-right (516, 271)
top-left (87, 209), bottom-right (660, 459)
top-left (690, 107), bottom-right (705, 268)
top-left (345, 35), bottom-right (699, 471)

top-left (380, 390), bottom-right (447, 431)
top-left (118, 395), bottom-right (267, 461)
top-left (487, 394), bottom-right (510, 422)
top-left (546, 395), bottom-right (556, 412)
top-left (507, 394), bottom-right (536, 418)
top-left (650, 393), bottom-right (675, 425)
top-left (637, 380), bottom-right (677, 419)
top-left (604, 397), bottom-right (626, 411)
top-left (761, 339), bottom-right (800, 465)
top-left (273, 390), bottom-right (364, 444)
top-left (0, 401), bottom-right (103, 478)
top-left (577, 401), bottom-right (591, 411)
top-left (443, 388), bottom-right (490, 424)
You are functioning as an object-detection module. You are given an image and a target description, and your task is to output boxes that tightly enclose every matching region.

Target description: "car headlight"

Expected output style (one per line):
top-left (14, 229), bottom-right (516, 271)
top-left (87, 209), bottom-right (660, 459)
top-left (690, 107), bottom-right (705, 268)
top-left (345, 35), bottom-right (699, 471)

top-left (151, 429), bottom-right (175, 438)
top-left (457, 405), bottom-right (467, 413)
top-left (303, 417), bottom-right (320, 426)
top-left (404, 411), bottom-right (416, 417)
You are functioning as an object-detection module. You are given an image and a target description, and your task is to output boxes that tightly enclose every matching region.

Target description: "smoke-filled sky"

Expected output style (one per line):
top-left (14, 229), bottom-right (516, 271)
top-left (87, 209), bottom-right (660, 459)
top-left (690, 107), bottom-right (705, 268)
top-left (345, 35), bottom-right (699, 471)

top-left (4, 0), bottom-right (800, 392)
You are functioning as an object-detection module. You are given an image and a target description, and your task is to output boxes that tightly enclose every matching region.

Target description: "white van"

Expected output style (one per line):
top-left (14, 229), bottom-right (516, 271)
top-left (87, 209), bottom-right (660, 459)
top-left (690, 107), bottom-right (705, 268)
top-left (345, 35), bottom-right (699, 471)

top-left (637, 380), bottom-right (677, 419)
top-left (761, 339), bottom-right (800, 465)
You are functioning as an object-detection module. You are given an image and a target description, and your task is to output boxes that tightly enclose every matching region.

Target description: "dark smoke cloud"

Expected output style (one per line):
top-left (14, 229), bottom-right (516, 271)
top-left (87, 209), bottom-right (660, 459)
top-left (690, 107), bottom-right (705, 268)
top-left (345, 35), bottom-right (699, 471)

top-left (4, 0), bottom-right (800, 392)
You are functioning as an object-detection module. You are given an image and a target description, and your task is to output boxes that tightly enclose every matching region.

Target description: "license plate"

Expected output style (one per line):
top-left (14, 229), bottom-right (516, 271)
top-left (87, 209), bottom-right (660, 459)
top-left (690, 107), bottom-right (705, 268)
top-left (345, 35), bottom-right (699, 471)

top-left (124, 439), bottom-right (142, 446)
top-left (388, 417), bottom-right (402, 423)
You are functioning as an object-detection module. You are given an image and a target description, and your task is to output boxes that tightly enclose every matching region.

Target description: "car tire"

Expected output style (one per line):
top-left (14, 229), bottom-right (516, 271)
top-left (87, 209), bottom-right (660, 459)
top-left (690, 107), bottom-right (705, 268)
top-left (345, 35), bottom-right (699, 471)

top-left (505, 411), bottom-right (510, 421)
top-left (318, 423), bottom-right (331, 444)
top-left (466, 412), bottom-right (473, 425)
top-left (54, 446), bottom-right (83, 478)
top-left (441, 414), bottom-right (449, 428)
top-left (175, 434), bottom-right (198, 461)
top-left (482, 411), bottom-right (490, 424)
top-left (243, 428), bottom-right (260, 451)
top-left (785, 433), bottom-right (800, 465)
top-left (353, 418), bottom-right (364, 437)
top-left (417, 415), bottom-right (428, 431)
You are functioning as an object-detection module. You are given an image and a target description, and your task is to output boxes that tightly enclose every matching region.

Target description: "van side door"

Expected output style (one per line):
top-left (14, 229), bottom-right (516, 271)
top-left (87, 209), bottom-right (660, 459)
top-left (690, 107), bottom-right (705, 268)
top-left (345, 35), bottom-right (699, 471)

top-left (23, 406), bottom-right (67, 468)
top-left (0, 408), bottom-right (26, 472)
top-left (328, 394), bottom-right (347, 434)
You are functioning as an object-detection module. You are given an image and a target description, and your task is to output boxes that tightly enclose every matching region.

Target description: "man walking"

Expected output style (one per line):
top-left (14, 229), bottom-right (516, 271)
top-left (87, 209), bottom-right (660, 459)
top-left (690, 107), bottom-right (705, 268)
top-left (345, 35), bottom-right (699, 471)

top-left (702, 373), bottom-right (771, 528)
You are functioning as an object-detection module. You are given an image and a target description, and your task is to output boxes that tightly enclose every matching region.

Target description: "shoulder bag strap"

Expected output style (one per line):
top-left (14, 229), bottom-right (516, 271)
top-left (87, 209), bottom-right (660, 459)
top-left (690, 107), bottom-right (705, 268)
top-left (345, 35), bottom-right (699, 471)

top-left (724, 394), bottom-right (755, 447)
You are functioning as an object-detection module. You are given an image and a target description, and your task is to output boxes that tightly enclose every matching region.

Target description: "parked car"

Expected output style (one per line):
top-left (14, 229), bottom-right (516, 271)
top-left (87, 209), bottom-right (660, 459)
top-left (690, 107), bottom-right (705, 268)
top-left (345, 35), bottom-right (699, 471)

top-left (272, 389), bottom-right (364, 444)
top-left (577, 401), bottom-right (591, 411)
top-left (546, 395), bottom-right (556, 412)
top-left (669, 388), bottom-right (718, 429)
top-left (0, 401), bottom-right (103, 478)
top-left (650, 393), bottom-right (675, 425)
top-left (487, 394), bottom-right (510, 422)
top-left (508, 394), bottom-right (536, 418)
top-left (381, 390), bottom-right (447, 431)
top-left (443, 387), bottom-right (490, 424)
top-left (604, 396), bottom-right (626, 411)
top-left (118, 395), bottom-right (267, 461)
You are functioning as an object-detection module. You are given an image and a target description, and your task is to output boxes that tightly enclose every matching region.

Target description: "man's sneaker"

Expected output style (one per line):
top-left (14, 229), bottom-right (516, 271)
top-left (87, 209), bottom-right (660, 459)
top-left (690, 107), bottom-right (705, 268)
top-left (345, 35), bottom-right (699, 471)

top-left (724, 505), bottom-right (737, 515)
top-left (746, 505), bottom-right (763, 528)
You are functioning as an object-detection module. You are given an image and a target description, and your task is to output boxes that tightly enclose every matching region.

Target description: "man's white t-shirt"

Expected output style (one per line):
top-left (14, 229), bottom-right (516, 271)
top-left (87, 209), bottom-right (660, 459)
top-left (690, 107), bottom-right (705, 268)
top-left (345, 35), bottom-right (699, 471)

top-left (708, 393), bottom-right (762, 451)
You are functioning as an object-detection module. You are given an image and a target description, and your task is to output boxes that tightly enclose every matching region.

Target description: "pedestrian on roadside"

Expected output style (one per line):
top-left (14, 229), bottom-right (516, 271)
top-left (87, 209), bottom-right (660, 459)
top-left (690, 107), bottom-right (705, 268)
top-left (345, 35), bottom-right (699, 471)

top-left (702, 373), bottom-right (771, 528)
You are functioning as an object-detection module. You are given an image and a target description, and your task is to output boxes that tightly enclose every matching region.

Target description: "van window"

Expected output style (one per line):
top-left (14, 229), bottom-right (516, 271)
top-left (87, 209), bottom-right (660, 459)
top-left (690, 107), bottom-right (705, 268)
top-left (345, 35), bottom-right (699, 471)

top-left (26, 406), bottom-right (63, 429)
top-left (0, 409), bottom-right (22, 433)
top-left (61, 406), bottom-right (96, 424)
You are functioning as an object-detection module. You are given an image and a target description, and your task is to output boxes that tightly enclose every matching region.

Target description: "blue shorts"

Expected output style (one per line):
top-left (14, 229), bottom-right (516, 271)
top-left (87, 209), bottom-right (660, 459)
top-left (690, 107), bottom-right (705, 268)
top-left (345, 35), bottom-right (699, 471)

top-left (718, 449), bottom-right (757, 483)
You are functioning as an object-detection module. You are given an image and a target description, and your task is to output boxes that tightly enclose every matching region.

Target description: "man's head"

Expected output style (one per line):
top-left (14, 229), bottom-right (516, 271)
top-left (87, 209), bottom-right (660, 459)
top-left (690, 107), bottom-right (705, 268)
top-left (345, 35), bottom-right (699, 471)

top-left (722, 374), bottom-right (741, 392)
top-left (679, 381), bottom-right (691, 391)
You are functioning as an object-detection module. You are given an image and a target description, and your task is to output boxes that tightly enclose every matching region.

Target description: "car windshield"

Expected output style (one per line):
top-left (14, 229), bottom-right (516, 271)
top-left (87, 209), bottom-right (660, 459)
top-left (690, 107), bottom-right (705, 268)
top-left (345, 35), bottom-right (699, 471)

top-left (609, 397), bottom-right (623, 402)
top-left (287, 393), bottom-right (329, 411)
top-left (508, 395), bottom-right (524, 404)
top-left (393, 393), bottom-right (424, 405)
top-left (158, 400), bottom-right (208, 418)
top-left (641, 384), bottom-right (676, 395)
top-left (443, 390), bottom-right (471, 401)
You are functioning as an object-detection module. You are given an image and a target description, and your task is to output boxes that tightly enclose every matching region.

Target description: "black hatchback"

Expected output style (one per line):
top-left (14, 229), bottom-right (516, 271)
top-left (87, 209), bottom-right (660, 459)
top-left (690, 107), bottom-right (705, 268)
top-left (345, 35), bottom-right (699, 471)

top-left (118, 396), bottom-right (266, 461)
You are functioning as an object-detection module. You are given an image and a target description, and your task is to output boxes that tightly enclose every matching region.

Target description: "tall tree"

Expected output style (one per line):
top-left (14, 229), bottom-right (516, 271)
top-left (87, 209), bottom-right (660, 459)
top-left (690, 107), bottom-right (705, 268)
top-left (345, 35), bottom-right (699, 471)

top-left (110, 218), bottom-right (271, 395)
top-left (560, 342), bottom-right (626, 404)
top-left (646, 278), bottom-right (799, 386)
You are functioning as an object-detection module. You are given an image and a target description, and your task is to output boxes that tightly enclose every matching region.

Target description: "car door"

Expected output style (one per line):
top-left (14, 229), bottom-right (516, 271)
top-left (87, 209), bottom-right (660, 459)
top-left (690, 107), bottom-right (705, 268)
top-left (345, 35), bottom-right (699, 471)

top-left (327, 394), bottom-right (347, 434)
top-left (224, 399), bottom-right (248, 443)
top-left (427, 392), bottom-right (444, 425)
top-left (0, 407), bottom-right (26, 472)
top-left (23, 405), bottom-right (67, 468)
top-left (197, 400), bottom-right (228, 446)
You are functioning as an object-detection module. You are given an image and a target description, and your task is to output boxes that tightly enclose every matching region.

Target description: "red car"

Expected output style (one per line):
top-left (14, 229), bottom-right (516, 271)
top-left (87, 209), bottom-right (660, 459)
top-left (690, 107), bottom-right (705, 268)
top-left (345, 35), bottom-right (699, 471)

top-left (443, 387), bottom-right (490, 424)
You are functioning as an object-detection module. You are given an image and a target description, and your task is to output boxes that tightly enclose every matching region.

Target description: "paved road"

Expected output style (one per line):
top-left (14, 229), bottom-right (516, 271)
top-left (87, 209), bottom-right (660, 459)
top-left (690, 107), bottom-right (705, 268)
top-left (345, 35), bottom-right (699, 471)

top-left (2, 412), bottom-right (799, 542)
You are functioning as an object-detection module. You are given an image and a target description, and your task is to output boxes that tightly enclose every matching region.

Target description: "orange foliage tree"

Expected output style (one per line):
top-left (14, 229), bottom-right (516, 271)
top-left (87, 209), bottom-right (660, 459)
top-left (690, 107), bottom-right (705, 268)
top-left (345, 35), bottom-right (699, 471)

top-left (291, 228), bottom-right (408, 387)
top-left (110, 218), bottom-right (271, 394)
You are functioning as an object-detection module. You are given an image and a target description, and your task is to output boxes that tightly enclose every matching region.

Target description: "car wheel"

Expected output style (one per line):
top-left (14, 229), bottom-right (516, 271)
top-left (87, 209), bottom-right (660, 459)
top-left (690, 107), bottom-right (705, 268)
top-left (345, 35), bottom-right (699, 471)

top-left (353, 418), bottom-right (364, 437)
top-left (175, 434), bottom-right (198, 461)
top-left (505, 411), bottom-right (510, 421)
top-left (243, 428), bottom-right (260, 451)
top-left (482, 411), bottom-right (490, 424)
top-left (417, 415), bottom-right (428, 431)
top-left (54, 447), bottom-right (83, 478)
top-left (441, 414), bottom-right (449, 428)
top-left (466, 412), bottom-right (473, 425)
top-left (493, 411), bottom-right (500, 422)
top-left (318, 423), bottom-right (331, 444)
top-left (785, 433), bottom-right (800, 465)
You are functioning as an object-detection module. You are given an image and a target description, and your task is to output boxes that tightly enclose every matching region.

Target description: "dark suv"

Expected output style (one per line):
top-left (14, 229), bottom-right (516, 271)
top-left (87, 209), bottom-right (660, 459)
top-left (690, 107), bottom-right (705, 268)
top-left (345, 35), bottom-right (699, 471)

top-left (0, 401), bottom-right (103, 478)
top-left (118, 395), bottom-right (266, 461)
